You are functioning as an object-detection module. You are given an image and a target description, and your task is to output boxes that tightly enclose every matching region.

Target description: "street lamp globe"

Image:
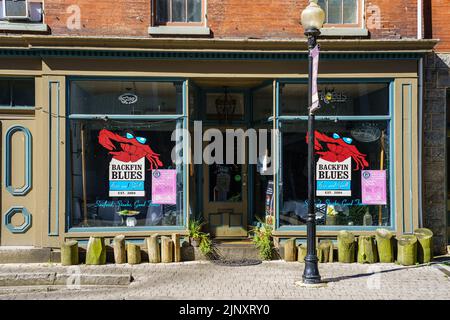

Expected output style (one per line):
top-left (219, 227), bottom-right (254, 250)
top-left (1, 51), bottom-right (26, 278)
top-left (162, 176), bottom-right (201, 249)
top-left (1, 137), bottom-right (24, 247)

top-left (301, 0), bottom-right (325, 33)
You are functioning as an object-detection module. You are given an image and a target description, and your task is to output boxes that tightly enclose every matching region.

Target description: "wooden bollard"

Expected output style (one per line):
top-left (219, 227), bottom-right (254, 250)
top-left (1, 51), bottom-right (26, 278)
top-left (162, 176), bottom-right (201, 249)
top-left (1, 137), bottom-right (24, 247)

top-left (61, 240), bottom-right (79, 266)
top-left (284, 238), bottom-right (297, 262)
top-left (375, 229), bottom-right (394, 263)
top-left (297, 245), bottom-right (307, 262)
top-left (146, 234), bottom-right (161, 263)
top-left (172, 234), bottom-right (181, 262)
top-left (337, 231), bottom-right (356, 263)
top-left (318, 240), bottom-right (334, 263)
top-left (357, 235), bottom-right (378, 264)
top-left (397, 234), bottom-right (417, 266)
top-left (161, 236), bottom-right (173, 263)
top-left (127, 243), bottom-right (141, 265)
top-left (86, 237), bottom-right (106, 265)
top-left (414, 228), bottom-right (433, 264)
top-left (113, 235), bottom-right (126, 264)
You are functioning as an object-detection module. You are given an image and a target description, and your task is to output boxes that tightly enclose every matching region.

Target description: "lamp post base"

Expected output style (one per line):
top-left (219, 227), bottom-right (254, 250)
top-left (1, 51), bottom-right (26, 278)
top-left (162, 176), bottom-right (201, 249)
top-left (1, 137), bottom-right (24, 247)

top-left (295, 280), bottom-right (328, 288)
top-left (302, 255), bottom-right (322, 284)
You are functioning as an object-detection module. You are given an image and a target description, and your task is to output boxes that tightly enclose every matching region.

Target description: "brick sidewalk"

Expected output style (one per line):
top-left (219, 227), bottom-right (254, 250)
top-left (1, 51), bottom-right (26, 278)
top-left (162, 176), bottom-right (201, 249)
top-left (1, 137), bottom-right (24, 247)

top-left (0, 260), bottom-right (449, 300)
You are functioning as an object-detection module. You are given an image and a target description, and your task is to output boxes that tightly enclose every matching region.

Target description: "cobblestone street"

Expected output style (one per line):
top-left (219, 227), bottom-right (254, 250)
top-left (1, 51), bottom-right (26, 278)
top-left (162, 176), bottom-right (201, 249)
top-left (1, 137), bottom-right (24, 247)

top-left (0, 260), bottom-right (449, 300)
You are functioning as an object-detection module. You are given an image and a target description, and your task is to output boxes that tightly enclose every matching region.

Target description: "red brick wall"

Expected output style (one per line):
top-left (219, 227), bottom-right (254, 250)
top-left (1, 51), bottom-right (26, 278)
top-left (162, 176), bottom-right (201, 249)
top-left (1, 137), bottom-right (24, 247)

top-left (44, 0), bottom-right (151, 36)
top-left (43, 0), bottom-right (418, 39)
top-left (424, 0), bottom-right (450, 52)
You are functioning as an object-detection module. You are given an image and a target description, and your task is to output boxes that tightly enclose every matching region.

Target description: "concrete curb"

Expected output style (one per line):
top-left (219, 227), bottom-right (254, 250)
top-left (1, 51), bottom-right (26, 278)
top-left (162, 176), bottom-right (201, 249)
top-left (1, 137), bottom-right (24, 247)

top-left (0, 272), bottom-right (132, 287)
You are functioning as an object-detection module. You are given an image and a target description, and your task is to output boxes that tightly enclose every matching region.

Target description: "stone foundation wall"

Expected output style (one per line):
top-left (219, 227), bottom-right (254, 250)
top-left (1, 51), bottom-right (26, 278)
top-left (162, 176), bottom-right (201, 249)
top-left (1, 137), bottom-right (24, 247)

top-left (423, 52), bottom-right (450, 254)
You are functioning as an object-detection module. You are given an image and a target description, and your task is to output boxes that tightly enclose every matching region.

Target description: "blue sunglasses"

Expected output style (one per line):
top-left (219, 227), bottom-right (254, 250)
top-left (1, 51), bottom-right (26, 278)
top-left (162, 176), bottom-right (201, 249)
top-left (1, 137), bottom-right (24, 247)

top-left (332, 133), bottom-right (352, 145)
top-left (125, 133), bottom-right (147, 144)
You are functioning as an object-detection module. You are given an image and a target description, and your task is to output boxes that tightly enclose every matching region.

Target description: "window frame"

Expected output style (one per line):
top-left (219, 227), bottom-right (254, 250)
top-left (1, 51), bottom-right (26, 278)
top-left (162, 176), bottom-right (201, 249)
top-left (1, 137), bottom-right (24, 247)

top-left (152, 0), bottom-right (205, 27)
top-left (65, 77), bottom-right (189, 233)
top-left (273, 78), bottom-right (396, 232)
top-left (318, 0), bottom-right (362, 28)
top-left (0, 77), bottom-right (35, 109)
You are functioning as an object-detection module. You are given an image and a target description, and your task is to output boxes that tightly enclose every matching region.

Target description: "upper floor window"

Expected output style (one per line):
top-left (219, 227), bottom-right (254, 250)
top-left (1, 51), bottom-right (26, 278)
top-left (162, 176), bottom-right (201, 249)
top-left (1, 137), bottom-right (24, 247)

top-left (155, 0), bottom-right (203, 25)
top-left (318, 0), bottom-right (358, 25)
top-left (0, 0), bottom-right (43, 23)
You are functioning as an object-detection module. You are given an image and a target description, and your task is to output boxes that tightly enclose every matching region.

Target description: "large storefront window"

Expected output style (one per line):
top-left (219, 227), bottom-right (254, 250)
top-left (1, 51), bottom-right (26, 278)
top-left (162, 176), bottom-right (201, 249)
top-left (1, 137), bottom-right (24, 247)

top-left (68, 80), bottom-right (185, 229)
top-left (278, 82), bottom-right (392, 228)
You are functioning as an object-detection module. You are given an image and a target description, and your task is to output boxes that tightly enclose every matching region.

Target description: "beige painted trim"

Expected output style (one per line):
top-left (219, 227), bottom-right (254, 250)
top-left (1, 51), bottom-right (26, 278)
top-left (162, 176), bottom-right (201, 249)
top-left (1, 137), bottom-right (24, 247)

top-left (0, 35), bottom-right (438, 51)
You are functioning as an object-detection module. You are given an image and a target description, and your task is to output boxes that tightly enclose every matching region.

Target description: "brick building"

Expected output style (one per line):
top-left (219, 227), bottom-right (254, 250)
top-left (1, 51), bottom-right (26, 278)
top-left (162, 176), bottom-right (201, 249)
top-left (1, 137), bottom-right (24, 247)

top-left (0, 0), bottom-right (447, 257)
top-left (422, 0), bottom-right (450, 254)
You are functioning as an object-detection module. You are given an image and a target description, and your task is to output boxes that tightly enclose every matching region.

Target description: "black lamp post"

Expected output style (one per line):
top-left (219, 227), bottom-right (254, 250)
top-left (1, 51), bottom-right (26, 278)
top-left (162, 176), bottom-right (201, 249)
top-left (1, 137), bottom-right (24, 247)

top-left (300, 0), bottom-right (325, 285)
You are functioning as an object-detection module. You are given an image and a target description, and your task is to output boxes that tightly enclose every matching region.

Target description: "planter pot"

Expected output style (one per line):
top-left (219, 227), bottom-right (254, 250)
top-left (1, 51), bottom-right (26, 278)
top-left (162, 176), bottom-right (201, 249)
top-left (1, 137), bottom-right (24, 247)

top-left (190, 238), bottom-right (200, 247)
top-left (326, 215), bottom-right (337, 225)
top-left (126, 216), bottom-right (137, 227)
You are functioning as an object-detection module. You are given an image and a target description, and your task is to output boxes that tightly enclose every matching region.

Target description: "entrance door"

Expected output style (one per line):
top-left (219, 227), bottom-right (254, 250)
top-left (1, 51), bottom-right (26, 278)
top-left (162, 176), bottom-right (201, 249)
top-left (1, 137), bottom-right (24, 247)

top-left (203, 128), bottom-right (248, 238)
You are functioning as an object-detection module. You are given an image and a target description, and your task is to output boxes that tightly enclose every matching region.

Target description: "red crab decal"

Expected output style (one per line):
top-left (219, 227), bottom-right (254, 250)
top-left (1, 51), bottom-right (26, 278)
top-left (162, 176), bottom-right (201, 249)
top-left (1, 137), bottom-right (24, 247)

top-left (98, 129), bottom-right (163, 170)
top-left (307, 131), bottom-right (369, 170)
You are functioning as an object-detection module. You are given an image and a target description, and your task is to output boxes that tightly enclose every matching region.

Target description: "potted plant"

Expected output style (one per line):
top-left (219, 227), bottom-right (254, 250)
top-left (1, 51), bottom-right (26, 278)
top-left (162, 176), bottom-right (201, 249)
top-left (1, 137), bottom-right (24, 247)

top-left (199, 233), bottom-right (213, 256)
top-left (251, 218), bottom-right (274, 260)
top-left (188, 219), bottom-right (205, 247)
top-left (117, 210), bottom-right (140, 227)
top-left (326, 206), bottom-right (338, 225)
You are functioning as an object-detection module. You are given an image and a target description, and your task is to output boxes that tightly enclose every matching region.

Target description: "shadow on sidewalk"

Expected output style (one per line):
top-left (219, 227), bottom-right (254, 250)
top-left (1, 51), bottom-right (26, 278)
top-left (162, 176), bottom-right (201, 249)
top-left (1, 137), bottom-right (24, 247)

top-left (322, 258), bottom-right (450, 283)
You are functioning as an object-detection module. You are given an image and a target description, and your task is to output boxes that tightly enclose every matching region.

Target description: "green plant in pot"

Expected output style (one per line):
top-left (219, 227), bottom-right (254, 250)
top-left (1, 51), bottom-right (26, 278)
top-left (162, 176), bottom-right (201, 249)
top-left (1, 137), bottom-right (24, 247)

top-left (251, 218), bottom-right (274, 260)
top-left (188, 219), bottom-right (205, 247)
top-left (199, 233), bottom-right (213, 256)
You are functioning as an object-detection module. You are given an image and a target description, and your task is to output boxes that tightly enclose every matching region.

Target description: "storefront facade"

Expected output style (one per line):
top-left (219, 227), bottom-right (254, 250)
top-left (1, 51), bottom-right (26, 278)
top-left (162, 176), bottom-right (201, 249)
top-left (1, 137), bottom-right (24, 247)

top-left (0, 38), bottom-right (435, 250)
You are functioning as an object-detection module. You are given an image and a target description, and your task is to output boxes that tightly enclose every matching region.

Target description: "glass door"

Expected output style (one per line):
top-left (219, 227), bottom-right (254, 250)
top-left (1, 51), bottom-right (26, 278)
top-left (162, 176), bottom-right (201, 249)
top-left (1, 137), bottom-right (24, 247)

top-left (202, 127), bottom-right (248, 238)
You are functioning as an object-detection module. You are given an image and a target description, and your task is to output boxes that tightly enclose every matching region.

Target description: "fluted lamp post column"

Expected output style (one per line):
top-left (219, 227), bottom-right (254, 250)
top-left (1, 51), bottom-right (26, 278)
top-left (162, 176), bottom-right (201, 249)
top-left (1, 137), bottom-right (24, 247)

top-left (300, 0), bottom-right (325, 285)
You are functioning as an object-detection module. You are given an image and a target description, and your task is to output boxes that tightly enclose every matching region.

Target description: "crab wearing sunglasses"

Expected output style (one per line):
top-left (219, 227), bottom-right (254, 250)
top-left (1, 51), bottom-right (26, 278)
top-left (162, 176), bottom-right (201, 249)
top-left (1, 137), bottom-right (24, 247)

top-left (98, 129), bottom-right (163, 170)
top-left (307, 131), bottom-right (369, 170)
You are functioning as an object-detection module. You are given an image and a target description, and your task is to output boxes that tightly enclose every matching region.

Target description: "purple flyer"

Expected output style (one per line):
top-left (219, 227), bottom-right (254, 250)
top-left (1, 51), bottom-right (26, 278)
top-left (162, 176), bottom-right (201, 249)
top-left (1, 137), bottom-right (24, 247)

top-left (152, 170), bottom-right (177, 205)
top-left (361, 170), bottom-right (387, 205)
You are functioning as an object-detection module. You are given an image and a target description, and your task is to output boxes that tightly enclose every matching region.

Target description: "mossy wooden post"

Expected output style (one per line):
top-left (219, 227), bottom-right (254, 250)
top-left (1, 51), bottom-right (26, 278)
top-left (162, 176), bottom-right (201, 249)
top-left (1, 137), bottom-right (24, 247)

top-left (297, 245), bottom-right (307, 262)
top-left (414, 228), bottom-right (433, 264)
top-left (161, 236), bottom-right (173, 263)
top-left (113, 235), bottom-right (126, 264)
top-left (357, 235), bottom-right (378, 264)
top-left (172, 234), bottom-right (181, 262)
top-left (61, 240), bottom-right (79, 266)
top-left (375, 229), bottom-right (394, 263)
top-left (318, 240), bottom-right (334, 263)
top-left (337, 231), bottom-right (356, 263)
top-left (146, 234), bottom-right (160, 263)
top-left (397, 234), bottom-right (417, 266)
top-left (284, 238), bottom-right (297, 262)
top-left (86, 237), bottom-right (106, 265)
top-left (127, 243), bottom-right (141, 265)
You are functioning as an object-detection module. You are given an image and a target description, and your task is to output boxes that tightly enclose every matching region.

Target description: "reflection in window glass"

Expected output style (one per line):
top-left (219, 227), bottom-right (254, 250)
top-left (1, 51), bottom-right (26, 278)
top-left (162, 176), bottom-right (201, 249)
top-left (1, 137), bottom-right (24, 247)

top-left (343, 0), bottom-right (357, 24)
top-left (157, 0), bottom-right (169, 23)
top-left (209, 164), bottom-right (242, 202)
top-left (70, 80), bottom-right (183, 115)
top-left (253, 124), bottom-right (273, 223)
top-left (69, 120), bottom-right (184, 228)
top-left (172, 0), bottom-right (186, 22)
top-left (327, 0), bottom-right (342, 24)
top-left (252, 84), bottom-right (273, 122)
top-left (279, 120), bottom-right (390, 227)
top-left (280, 82), bottom-right (389, 116)
top-left (187, 0), bottom-right (202, 22)
top-left (318, 0), bottom-right (358, 24)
